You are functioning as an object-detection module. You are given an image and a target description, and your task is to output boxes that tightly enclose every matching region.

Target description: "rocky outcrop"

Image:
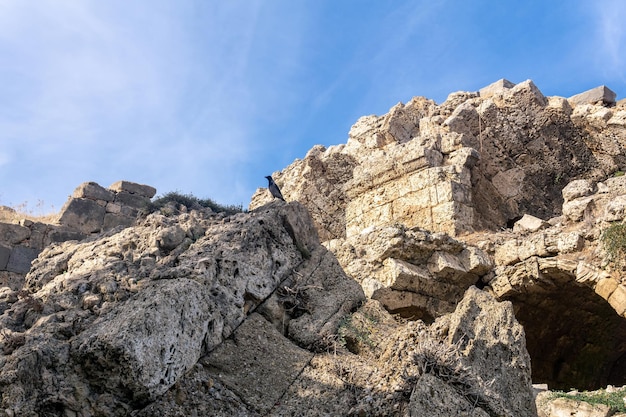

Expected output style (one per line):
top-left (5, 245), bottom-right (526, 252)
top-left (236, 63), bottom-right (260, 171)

top-left (2, 80), bottom-right (626, 415)
top-left (251, 80), bottom-right (626, 395)
top-left (0, 201), bottom-right (364, 415)
top-left (251, 80), bottom-right (625, 238)
top-left (0, 181), bottom-right (156, 291)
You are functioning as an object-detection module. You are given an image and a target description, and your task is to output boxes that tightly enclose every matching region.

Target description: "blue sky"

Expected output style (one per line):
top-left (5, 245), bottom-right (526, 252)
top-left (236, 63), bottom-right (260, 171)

top-left (1, 1), bottom-right (625, 213)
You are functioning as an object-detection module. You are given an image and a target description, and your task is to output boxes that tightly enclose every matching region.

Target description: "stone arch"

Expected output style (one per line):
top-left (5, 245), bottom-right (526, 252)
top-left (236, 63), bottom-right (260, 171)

top-left (488, 256), bottom-right (626, 390)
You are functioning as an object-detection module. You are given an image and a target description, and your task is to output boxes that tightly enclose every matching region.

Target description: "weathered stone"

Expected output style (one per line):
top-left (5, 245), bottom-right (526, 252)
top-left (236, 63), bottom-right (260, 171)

top-left (409, 373), bottom-right (490, 417)
top-left (604, 195), bottom-right (626, 221)
top-left (557, 232), bottom-right (584, 253)
top-left (202, 313), bottom-right (314, 414)
top-left (478, 78), bottom-right (515, 99)
top-left (546, 397), bottom-right (612, 417)
top-left (103, 212), bottom-right (134, 231)
top-left (0, 243), bottom-right (10, 269)
top-left (563, 197), bottom-right (595, 222)
top-left (547, 96), bottom-right (573, 114)
top-left (514, 214), bottom-right (548, 233)
top-left (58, 198), bottom-right (106, 234)
top-left (72, 181), bottom-right (114, 202)
top-left (284, 246), bottom-right (365, 347)
top-left (6, 246), bottom-right (39, 274)
top-left (156, 225), bottom-right (186, 251)
top-left (568, 85), bottom-right (617, 106)
top-left (495, 239), bottom-right (520, 266)
top-left (595, 277), bottom-right (618, 300)
top-left (0, 222), bottom-right (30, 244)
top-left (447, 287), bottom-right (537, 417)
top-left (563, 179), bottom-right (595, 203)
top-left (493, 167), bottom-right (526, 198)
top-left (74, 279), bottom-right (216, 403)
top-left (109, 181), bottom-right (157, 198)
top-left (114, 190), bottom-right (150, 210)
top-left (607, 285), bottom-right (626, 316)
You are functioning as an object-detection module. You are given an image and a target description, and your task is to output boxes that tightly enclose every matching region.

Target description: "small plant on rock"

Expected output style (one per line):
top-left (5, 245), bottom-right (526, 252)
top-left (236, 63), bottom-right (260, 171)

top-left (148, 191), bottom-right (244, 215)
top-left (600, 222), bottom-right (626, 269)
top-left (550, 387), bottom-right (626, 412)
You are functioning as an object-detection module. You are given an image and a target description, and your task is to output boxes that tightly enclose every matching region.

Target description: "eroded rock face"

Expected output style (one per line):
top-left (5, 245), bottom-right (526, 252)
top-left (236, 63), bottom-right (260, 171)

top-left (251, 80), bottom-right (624, 239)
top-left (0, 201), bottom-right (365, 416)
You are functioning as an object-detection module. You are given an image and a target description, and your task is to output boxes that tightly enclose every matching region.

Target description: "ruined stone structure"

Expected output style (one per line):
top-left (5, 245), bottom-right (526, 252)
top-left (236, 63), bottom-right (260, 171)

top-left (0, 181), bottom-right (154, 290)
top-left (1, 81), bottom-right (626, 416)
top-left (251, 80), bottom-right (626, 394)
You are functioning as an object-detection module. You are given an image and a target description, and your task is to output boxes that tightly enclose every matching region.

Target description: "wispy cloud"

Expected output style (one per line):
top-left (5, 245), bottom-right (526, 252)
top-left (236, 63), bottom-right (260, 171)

top-left (589, 0), bottom-right (626, 81)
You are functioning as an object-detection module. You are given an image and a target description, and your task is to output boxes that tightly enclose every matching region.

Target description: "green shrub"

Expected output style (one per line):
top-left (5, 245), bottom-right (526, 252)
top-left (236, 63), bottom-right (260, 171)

top-left (600, 222), bottom-right (626, 268)
top-left (148, 191), bottom-right (244, 215)
top-left (550, 388), bottom-right (626, 412)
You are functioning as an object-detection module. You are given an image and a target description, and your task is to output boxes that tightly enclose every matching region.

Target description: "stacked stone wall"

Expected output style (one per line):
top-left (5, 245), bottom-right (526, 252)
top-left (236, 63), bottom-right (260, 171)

top-left (0, 180), bottom-right (156, 289)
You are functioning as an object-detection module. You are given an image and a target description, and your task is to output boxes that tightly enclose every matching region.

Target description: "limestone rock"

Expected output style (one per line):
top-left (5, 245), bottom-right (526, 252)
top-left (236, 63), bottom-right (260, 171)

top-left (73, 279), bottom-right (216, 404)
top-left (58, 197), bottom-right (106, 234)
top-left (479, 78), bottom-right (515, 99)
top-left (0, 201), bottom-right (364, 415)
top-left (109, 180), bottom-right (157, 198)
top-left (569, 85), bottom-right (617, 107)
top-left (409, 373), bottom-right (490, 417)
top-left (514, 214), bottom-right (549, 233)
top-left (73, 181), bottom-right (114, 201)
top-left (546, 397), bottom-right (612, 417)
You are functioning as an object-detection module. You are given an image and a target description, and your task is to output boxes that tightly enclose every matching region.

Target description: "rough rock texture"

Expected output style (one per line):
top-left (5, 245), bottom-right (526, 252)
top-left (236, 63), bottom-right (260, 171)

top-left (251, 80), bottom-right (625, 239)
top-left (0, 181), bottom-right (156, 288)
top-left (2, 80), bottom-right (626, 416)
top-left (0, 201), bottom-right (364, 416)
top-left (250, 79), bottom-right (626, 396)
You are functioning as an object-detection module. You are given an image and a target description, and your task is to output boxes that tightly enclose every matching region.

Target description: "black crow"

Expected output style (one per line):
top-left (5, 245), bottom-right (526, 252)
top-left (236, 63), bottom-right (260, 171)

top-left (265, 175), bottom-right (285, 201)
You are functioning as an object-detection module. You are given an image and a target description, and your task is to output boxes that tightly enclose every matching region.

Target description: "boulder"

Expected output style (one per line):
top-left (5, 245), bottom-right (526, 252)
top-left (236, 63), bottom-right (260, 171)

top-left (569, 85), bottom-right (617, 106)
top-left (109, 181), bottom-right (157, 198)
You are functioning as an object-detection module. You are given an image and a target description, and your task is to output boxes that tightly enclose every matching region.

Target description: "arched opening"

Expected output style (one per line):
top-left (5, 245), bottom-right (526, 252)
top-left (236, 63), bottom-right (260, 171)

top-left (505, 284), bottom-right (626, 390)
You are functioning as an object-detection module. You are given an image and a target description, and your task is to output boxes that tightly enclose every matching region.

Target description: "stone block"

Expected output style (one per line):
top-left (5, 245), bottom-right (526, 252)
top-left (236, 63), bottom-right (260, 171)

top-left (72, 181), bottom-right (114, 201)
top-left (547, 96), bottom-right (573, 114)
top-left (114, 191), bottom-right (150, 210)
top-left (27, 222), bottom-right (49, 251)
top-left (605, 195), bottom-right (626, 222)
top-left (478, 78), bottom-right (515, 99)
top-left (557, 232), bottom-right (584, 253)
top-left (427, 251), bottom-right (468, 282)
top-left (595, 277), bottom-right (618, 300)
top-left (513, 214), bottom-right (548, 233)
top-left (6, 246), bottom-right (39, 274)
top-left (517, 235), bottom-right (548, 260)
top-left (568, 85), bottom-right (617, 106)
top-left (561, 179), bottom-right (594, 202)
top-left (492, 167), bottom-right (525, 198)
top-left (202, 313), bottom-right (314, 414)
top-left (46, 227), bottom-right (86, 244)
top-left (0, 244), bottom-right (10, 269)
top-left (446, 147), bottom-right (480, 169)
top-left (459, 246), bottom-right (492, 276)
top-left (74, 279), bottom-right (216, 403)
top-left (562, 197), bottom-right (594, 222)
top-left (109, 181), bottom-right (157, 198)
top-left (383, 258), bottom-right (463, 300)
top-left (0, 222), bottom-right (30, 244)
top-left (608, 285), bottom-right (626, 316)
top-left (58, 198), bottom-right (106, 234)
top-left (494, 239), bottom-right (520, 266)
top-left (103, 213), bottom-right (134, 231)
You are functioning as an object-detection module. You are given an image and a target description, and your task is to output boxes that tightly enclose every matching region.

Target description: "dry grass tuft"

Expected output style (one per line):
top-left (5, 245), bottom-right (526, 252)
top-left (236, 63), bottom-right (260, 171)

top-left (0, 201), bottom-right (59, 224)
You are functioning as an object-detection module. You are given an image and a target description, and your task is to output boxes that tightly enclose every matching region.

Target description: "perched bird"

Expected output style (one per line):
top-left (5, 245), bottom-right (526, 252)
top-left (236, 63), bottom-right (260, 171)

top-left (265, 175), bottom-right (285, 201)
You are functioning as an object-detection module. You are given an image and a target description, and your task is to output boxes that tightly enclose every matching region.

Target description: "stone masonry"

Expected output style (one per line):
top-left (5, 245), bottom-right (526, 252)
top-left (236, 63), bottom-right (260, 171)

top-left (0, 181), bottom-right (155, 288)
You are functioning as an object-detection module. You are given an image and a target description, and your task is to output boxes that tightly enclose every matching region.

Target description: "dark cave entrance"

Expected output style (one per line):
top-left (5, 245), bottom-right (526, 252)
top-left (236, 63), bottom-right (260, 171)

top-left (506, 284), bottom-right (626, 390)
